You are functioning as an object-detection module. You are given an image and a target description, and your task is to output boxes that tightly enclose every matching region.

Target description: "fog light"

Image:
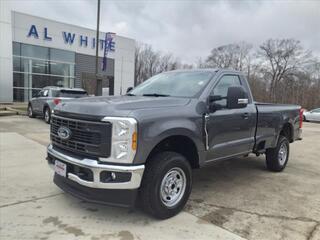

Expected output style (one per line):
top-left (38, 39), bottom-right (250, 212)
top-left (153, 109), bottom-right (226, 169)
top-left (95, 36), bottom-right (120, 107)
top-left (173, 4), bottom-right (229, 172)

top-left (100, 171), bottom-right (132, 183)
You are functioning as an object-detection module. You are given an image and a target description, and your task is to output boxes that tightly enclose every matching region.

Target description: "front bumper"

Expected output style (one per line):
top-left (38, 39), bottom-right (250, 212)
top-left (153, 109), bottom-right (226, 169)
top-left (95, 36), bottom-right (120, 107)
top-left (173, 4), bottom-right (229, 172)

top-left (54, 173), bottom-right (138, 207)
top-left (47, 144), bottom-right (145, 190)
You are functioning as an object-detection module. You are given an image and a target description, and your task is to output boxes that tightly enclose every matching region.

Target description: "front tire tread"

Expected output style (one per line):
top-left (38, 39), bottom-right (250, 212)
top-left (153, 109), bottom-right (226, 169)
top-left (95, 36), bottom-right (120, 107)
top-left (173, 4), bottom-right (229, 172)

top-left (139, 151), bottom-right (192, 219)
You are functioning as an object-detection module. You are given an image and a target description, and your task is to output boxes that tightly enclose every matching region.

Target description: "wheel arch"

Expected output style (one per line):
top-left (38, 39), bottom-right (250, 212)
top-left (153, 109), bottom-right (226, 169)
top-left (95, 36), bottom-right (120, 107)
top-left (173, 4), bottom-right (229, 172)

top-left (279, 122), bottom-right (293, 143)
top-left (145, 134), bottom-right (200, 169)
top-left (43, 104), bottom-right (50, 113)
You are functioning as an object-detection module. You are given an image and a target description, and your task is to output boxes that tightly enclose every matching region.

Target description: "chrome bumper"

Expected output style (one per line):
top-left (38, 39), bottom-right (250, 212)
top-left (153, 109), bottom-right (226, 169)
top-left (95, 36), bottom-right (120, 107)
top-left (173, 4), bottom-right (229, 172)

top-left (47, 144), bottom-right (144, 190)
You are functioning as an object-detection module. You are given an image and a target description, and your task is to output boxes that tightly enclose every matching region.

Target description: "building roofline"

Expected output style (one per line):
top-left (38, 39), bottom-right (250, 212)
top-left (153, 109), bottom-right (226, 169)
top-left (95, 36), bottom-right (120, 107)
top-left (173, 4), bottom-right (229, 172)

top-left (11, 10), bottom-right (135, 42)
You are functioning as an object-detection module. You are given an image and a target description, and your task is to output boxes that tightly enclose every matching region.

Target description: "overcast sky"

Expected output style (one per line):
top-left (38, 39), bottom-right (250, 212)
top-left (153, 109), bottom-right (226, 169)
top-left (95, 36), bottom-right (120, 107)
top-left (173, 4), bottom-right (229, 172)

top-left (6, 0), bottom-right (320, 63)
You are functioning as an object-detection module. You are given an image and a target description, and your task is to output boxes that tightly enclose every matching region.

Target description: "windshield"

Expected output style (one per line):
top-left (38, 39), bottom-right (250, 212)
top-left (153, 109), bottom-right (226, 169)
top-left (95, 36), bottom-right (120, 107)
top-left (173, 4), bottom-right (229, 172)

top-left (130, 71), bottom-right (214, 97)
top-left (52, 90), bottom-right (88, 98)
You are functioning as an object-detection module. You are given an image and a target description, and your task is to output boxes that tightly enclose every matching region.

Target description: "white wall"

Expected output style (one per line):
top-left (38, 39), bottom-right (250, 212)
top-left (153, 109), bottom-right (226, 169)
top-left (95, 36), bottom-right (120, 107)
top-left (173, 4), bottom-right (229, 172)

top-left (0, 10), bottom-right (135, 102)
top-left (0, 1), bottom-right (13, 102)
top-left (12, 12), bottom-right (136, 96)
top-left (114, 36), bottom-right (135, 95)
top-left (12, 12), bottom-right (117, 58)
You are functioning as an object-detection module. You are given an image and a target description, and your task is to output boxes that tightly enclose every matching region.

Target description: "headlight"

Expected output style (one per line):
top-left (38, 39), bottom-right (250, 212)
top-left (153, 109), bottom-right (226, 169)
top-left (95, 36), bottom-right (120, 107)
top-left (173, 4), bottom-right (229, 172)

top-left (100, 117), bottom-right (137, 163)
top-left (114, 121), bottom-right (129, 137)
top-left (114, 141), bottom-right (129, 159)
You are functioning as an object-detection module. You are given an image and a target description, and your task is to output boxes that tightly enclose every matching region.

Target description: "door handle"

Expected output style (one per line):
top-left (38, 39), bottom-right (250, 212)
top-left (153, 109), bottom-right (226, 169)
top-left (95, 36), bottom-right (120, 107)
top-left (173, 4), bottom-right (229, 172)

top-left (242, 113), bottom-right (249, 119)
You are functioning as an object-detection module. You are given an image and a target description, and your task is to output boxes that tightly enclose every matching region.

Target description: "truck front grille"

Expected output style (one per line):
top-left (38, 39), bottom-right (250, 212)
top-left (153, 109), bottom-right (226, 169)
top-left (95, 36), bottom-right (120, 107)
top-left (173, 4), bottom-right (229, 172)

top-left (51, 115), bottom-right (111, 157)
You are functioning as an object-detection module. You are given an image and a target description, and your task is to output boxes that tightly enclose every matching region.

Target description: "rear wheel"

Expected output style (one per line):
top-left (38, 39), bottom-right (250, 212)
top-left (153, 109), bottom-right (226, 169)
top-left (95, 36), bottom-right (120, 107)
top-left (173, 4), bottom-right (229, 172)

top-left (44, 107), bottom-right (51, 124)
top-left (139, 151), bottom-right (192, 219)
top-left (266, 135), bottom-right (289, 172)
top-left (28, 104), bottom-right (35, 118)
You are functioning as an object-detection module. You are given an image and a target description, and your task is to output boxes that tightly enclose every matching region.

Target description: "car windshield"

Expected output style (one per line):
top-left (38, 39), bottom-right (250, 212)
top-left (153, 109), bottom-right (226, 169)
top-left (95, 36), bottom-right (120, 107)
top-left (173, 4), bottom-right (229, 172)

top-left (130, 71), bottom-right (214, 97)
top-left (52, 90), bottom-right (88, 98)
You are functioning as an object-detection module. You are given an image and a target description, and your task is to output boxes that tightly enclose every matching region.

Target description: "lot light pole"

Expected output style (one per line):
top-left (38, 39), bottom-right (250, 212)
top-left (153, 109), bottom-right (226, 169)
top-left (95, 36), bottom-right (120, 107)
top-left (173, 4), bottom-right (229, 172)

top-left (95, 0), bottom-right (102, 96)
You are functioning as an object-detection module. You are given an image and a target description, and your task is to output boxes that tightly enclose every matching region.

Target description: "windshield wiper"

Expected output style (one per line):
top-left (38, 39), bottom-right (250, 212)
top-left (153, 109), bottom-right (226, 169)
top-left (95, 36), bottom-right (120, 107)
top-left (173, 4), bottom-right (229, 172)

top-left (142, 93), bottom-right (170, 97)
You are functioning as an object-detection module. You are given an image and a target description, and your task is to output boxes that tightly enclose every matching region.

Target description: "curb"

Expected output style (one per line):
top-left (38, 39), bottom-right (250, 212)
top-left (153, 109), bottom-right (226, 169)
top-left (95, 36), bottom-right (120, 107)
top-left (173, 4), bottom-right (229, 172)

top-left (0, 110), bottom-right (18, 117)
top-left (0, 107), bottom-right (27, 117)
top-left (6, 107), bottom-right (27, 116)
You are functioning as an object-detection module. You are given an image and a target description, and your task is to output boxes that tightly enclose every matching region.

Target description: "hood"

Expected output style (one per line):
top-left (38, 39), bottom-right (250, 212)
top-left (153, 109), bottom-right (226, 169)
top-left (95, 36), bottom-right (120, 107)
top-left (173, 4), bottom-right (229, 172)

top-left (53, 95), bottom-right (191, 119)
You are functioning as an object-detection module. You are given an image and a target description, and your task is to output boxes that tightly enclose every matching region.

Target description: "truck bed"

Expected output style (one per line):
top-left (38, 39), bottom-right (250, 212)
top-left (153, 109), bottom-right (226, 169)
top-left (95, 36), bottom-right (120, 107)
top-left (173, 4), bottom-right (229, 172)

top-left (254, 102), bottom-right (301, 152)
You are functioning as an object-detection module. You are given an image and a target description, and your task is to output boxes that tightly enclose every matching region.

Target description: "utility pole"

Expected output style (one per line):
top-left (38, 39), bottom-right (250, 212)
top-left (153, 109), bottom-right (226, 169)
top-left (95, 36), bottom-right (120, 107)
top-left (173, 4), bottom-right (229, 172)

top-left (95, 0), bottom-right (101, 96)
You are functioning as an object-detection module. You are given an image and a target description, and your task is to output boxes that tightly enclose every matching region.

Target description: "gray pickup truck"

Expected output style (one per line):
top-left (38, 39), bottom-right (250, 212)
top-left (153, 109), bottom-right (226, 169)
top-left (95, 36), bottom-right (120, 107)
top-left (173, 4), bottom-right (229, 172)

top-left (46, 69), bottom-right (303, 219)
top-left (28, 87), bottom-right (88, 123)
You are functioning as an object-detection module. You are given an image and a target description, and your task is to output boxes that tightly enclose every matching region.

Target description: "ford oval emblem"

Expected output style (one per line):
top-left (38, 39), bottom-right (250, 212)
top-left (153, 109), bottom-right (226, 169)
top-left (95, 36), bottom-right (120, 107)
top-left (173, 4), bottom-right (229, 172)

top-left (57, 126), bottom-right (72, 140)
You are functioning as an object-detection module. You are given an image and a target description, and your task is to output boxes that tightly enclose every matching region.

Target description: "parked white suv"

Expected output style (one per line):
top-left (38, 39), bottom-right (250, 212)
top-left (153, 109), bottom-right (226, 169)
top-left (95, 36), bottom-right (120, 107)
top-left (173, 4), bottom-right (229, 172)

top-left (28, 87), bottom-right (88, 123)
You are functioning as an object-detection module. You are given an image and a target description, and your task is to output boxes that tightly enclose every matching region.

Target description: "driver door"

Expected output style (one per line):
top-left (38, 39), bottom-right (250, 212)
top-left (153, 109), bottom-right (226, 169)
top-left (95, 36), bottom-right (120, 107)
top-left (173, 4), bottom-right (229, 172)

top-left (205, 74), bottom-right (256, 162)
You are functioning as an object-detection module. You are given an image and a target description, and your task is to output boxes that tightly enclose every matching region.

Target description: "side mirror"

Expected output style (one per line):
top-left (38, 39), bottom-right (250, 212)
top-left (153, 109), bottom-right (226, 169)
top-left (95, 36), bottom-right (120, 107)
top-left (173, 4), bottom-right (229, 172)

top-left (227, 86), bottom-right (248, 109)
top-left (126, 87), bottom-right (133, 93)
top-left (208, 95), bottom-right (224, 112)
top-left (209, 95), bottom-right (223, 102)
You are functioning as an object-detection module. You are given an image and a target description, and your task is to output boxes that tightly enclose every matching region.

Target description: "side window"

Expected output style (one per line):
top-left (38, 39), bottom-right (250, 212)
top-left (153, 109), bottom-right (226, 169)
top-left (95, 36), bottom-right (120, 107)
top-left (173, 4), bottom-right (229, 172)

top-left (38, 90), bottom-right (44, 97)
top-left (51, 90), bottom-right (59, 97)
top-left (42, 90), bottom-right (49, 97)
top-left (39, 90), bottom-right (48, 97)
top-left (211, 75), bottom-right (241, 107)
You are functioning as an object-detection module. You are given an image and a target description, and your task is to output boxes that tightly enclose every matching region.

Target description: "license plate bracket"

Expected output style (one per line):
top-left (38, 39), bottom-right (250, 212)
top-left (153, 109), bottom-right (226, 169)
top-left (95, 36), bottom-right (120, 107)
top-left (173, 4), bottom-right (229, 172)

top-left (54, 160), bottom-right (67, 177)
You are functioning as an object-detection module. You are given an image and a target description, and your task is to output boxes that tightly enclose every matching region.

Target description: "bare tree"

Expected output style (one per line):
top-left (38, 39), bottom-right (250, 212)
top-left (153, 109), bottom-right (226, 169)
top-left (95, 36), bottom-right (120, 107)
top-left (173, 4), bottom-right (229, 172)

top-left (258, 39), bottom-right (313, 101)
top-left (135, 43), bottom-right (159, 84)
top-left (135, 39), bottom-right (320, 109)
top-left (205, 42), bottom-right (253, 75)
top-left (134, 43), bottom-right (143, 85)
top-left (196, 57), bottom-right (208, 68)
top-left (134, 43), bottom-right (181, 84)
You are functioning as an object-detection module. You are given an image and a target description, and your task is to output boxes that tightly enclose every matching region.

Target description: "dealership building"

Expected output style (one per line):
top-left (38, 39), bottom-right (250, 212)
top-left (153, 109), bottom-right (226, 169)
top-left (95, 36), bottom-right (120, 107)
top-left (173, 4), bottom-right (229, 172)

top-left (0, 4), bottom-right (135, 102)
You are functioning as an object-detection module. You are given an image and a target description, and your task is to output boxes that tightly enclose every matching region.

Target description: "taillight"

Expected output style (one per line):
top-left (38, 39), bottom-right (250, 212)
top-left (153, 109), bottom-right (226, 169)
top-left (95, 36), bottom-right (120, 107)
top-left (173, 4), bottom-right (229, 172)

top-left (53, 98), bottom-right (61, 105)
top-left (299, 108), bottom-right (303, 128)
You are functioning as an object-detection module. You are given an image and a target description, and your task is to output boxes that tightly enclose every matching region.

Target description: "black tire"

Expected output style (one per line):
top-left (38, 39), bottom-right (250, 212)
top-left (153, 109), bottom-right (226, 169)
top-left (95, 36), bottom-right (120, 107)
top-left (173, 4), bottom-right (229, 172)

top-left (44, 107), bottom-right (51, 124)
top-left (303, 115), bottom-right (307, 122)
top-left (28, 104), bottom-right (35, 118)
top-left (139, 151), bottom-right (192, 219)
top-left (266, 135), bottom-right (289, 172)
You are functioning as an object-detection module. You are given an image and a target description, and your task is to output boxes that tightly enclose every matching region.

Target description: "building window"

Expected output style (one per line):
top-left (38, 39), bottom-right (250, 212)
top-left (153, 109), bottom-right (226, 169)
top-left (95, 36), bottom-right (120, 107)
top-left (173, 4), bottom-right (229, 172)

top-left (21, 44), bottom-right (49, 60)
top-left (50, 48), bottom-right (75, 62)
top-left (12, 42), bottom-right (75, 102)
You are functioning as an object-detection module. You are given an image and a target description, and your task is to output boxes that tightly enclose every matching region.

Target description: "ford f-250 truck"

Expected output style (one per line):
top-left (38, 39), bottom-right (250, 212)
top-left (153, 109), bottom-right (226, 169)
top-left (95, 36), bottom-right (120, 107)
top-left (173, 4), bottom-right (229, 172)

top-left (46, 69), bottom-right (303, 219)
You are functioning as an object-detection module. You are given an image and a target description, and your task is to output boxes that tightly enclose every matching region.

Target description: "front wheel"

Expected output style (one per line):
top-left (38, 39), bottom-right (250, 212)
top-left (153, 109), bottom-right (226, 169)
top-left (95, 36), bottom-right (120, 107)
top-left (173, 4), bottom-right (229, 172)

top-left (139, 151), bottom-right (192, 219)
top-left (266, 136), bottom-right (289, 172)
top-left (44, 107), bottom-right (51, 124)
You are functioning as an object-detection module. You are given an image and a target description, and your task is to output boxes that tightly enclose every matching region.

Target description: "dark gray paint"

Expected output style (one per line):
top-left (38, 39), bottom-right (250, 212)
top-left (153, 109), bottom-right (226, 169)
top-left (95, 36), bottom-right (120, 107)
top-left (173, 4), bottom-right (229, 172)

top-left (53, 69), bottom-right (302, 167)
top-left (75, 53), bottom-right (114, 88)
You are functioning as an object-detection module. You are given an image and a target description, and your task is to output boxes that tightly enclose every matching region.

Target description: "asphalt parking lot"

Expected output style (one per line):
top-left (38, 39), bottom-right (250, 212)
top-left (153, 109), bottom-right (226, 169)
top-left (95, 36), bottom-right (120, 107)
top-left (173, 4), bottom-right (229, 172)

top-left (0, 115), bottom-right (319, 240)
